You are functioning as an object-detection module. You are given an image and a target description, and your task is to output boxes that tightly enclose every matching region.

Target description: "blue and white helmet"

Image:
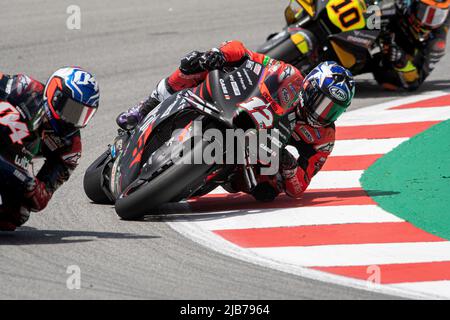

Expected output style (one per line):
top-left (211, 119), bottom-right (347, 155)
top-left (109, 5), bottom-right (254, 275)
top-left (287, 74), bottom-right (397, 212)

top-left (299, 61), bottom-right (355, 127)
top-left (44, 67), bottom-right (100, 129)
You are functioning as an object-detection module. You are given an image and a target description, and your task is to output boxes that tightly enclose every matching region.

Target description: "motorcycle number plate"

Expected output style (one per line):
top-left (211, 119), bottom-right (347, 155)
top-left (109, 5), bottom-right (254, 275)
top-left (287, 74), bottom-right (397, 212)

top-left (238, 97), bottom-right (274, 129)
top-left (326, 0), bottom-right (366, 32)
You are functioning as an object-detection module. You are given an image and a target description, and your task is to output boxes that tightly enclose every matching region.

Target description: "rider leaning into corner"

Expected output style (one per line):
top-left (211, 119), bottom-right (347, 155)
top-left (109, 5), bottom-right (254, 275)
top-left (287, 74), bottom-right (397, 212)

top-left (375, 0), bottom-right (450, 90)
top-left (117, 40), bottom-right (355, 203)
top-left (291, 0), bottom-right (450, 91)
top-left (0, 68), bottom-right (99, 231)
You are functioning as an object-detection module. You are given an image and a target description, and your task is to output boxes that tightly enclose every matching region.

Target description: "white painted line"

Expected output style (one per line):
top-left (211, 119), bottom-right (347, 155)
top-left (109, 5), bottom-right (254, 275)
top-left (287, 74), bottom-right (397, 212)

top-left (250, 242), bottom-right (450, 267)
top-left (308, 170), bottom-right (363, 189)
top-left (169, 221), bottom-right (442, 299)
top-left (332, 138), bottom-right (407, 156)
top-left (185, 205), bottom-right (403, 231)
top-left (391, 281), bottom-right (450, 299)
top-left (338, 106), bottom-right (450, 126)
top-left (344, 90), bottom-right (450, 115)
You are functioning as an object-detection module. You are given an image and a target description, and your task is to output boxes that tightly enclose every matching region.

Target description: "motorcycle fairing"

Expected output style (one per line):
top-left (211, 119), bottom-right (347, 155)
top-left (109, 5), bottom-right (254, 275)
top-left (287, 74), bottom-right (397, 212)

top-left (325, 0), bottom-right (367, 32)
top-left (201, 62), bottom-right (262, 113)
top-left (112, 62), bottom-right (297, 198)
top-left (114, 94), bottom-right (190, 193)
top-left (328, 29), bottom-right (381, 72)
top-left (285, 0), bottom-right (328, 22)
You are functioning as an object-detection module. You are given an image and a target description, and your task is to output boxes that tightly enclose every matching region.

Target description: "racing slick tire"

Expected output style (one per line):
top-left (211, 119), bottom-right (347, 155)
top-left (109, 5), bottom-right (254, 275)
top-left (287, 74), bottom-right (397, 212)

top-left (83, 150), bottom-right (114, 205)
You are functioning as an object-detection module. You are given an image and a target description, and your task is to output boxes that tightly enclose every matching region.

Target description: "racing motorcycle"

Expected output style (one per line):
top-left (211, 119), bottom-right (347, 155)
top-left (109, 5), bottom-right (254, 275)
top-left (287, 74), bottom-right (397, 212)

top-left (83, 61), bottom-right (297, 220)
top-left (258, 0), bottom-right (395, 75)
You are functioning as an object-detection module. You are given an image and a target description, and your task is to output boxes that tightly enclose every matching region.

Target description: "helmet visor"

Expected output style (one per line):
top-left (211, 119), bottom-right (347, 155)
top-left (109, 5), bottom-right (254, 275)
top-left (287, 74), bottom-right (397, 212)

top-left (305, 94), bottom-right (347, 126)
top-left (59, 98), bottom-right (97, 128)
top-left (302, 79), bottom-right (347, 126)
top-left (416, 1), bottom-right (449, 28)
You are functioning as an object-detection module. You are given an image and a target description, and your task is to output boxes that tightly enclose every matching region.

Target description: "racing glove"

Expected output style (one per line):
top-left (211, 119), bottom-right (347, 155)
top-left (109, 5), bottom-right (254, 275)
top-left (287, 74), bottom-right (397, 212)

top-left (199, 48), bottom-right (226, 71)
top-left (179, 50), bottom-right (206, 75)
top-left (384, 43), bottom-right (408, 69)
top-left (25, 179), bottom-right (52, 212)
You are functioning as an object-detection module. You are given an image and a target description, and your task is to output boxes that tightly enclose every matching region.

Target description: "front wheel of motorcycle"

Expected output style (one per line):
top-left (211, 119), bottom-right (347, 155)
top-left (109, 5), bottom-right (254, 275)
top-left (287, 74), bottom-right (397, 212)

top-left (114, 138), bottom-right (214, 220)
top-left (83, 150), bottom-right (114, 204)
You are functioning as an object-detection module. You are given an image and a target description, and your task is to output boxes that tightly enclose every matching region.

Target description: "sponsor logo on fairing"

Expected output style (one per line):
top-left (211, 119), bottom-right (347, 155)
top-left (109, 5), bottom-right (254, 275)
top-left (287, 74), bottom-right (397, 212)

top-left (219, 78), bottom-right (229, 95)
top-left (237, 72), bottom-right (247, 90)
top-left (253, 64), bottom-right (262, 75)
top-left (246, 60), bottom-right (255, 70)
top-left (242, 69), bottom-right (254, 86)
top-left (229, 75), bottom-right (241, 96)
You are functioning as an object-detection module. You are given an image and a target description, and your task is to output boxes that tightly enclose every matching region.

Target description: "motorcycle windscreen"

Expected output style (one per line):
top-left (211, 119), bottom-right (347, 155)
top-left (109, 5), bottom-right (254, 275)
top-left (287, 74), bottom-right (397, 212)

top-left (285, 0), bottom-right (314, 24)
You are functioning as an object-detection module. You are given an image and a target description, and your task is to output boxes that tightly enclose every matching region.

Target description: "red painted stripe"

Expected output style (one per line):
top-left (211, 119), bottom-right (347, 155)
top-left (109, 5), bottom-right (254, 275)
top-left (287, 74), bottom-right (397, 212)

top-left (336, 121), bottom-right (440, 140)
top-left (389, 94), bottom-right (450, 110)
top-left (188, 188), bottom-right (375, 213)
top-left (205, 74), bottom-right (212, 97)
top-left (313, 261), bottom-right (450, 284)
top-left (213, 222), bottom-right (443, 248)
top-left (322, 154), bottom-right (383, 171)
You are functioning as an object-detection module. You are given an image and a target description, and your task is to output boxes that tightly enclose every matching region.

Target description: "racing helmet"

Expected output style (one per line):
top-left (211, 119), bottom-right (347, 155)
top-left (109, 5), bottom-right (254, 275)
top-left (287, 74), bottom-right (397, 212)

top-left (397, 0), bottom-right (450, 40)
top-left (44, 67), bottom-right (100, 131)
top-left (298, 61), bottom-right (355, 127)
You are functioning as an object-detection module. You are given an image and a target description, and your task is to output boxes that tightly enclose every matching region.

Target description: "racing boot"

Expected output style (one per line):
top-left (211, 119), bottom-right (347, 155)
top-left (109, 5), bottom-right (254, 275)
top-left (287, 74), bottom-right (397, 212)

top-left (116, 96), bottom-right (160, 130)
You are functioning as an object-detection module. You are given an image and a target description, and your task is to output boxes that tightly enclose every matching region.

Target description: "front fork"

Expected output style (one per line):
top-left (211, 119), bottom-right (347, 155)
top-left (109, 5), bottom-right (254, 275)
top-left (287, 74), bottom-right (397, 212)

top-left (242, 153), bottom-right (258, 192)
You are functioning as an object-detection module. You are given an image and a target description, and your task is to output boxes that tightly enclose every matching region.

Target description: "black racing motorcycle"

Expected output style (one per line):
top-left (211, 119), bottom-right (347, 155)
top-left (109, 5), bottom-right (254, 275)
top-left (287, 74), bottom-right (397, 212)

top-left (83, 61), bottom-right (297, 220)
top-left (258, 0), bottom-right (395, 75)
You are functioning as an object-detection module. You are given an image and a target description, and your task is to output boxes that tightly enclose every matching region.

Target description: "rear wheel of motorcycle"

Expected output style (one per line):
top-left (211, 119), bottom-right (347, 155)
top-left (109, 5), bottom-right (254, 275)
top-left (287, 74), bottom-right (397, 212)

top-left (83, 150), bottom-right (114, 204)
top-left (114, 139), bottom-right (214, 220)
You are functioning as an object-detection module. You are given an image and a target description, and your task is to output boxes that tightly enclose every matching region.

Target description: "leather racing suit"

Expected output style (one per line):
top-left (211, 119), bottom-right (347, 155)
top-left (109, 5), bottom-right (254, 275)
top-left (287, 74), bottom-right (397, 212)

top-left (0, 73), bottom-right (82, 230)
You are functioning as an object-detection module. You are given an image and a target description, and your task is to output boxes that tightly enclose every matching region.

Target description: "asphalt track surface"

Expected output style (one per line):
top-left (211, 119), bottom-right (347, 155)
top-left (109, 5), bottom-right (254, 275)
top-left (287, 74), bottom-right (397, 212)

top-left (1, 0), bottom-right (449, 299)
